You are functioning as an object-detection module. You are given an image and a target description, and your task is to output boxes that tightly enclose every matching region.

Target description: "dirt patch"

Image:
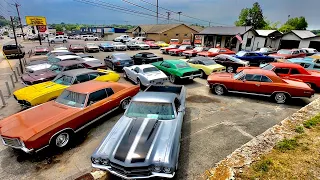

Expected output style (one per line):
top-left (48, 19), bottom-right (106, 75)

top-left (186, 95), bottom-right (220, 103)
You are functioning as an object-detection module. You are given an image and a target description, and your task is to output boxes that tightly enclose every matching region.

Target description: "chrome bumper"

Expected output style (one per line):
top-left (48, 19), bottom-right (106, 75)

top-left (1, 136), bottom-right (34, 153)
top-left (92, 164), bottom-right (175, 179)
top-left (180, 74), bottom-right (201, 79)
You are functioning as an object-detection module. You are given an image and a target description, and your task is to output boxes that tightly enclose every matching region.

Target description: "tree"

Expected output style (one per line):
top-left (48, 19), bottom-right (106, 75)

top-left (279, 24), bottom-right (295, 33)
top-left (235, 2), bottom-right (267, 29)
top-left (263, 19), bottom-right (280, 30)
top-left (279, 16), bottom-right (308, 32)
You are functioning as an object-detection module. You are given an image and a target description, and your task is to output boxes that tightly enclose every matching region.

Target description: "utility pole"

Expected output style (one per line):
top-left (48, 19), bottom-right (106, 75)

top-left (10, 16), bottom-right (23, 73)
top-left (156, 0), bottom-right (159, 24)
top-left (177, 12), bottom-right (182, 22)
top-left (166, 12), bottom-right (171, 24)
top-left (13, 3), bottom-right (25, 40)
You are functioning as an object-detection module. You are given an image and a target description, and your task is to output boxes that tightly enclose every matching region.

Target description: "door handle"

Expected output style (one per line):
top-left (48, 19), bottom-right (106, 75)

top-left (255, 84), bottom-right (260, 87)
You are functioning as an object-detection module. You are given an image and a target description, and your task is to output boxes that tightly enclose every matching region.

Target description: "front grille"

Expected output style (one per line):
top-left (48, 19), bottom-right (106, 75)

top-left (183, 72), bottom-right (193, 76)
top-left (110, 162), bottom-right (151, 177)
top-left (1, 136), bottom-right (22, 148)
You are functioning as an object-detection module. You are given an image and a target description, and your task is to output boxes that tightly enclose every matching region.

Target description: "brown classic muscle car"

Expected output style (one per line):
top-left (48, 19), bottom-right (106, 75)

top-left (0, 81), bottom-right (140, 153)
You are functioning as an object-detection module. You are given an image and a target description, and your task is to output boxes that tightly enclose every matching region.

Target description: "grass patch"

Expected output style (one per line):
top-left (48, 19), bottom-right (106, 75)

top-left (253, 158), bottom-right (272, 173)
top-left (295, 126), bottom-right (304, 134)
top-left (275, 138), bottom-right (298, 152)
top-left (303, 114), bottom-right (320, 128)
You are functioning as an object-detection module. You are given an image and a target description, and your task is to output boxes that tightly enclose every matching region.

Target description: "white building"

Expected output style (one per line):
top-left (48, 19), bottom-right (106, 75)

top-left (279, 30), bottom-right (320, 50)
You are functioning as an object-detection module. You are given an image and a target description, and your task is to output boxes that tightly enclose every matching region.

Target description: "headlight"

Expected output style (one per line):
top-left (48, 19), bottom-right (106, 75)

top-left (91, 157), bottom-right (101, 164)
top-left (151, 165), bottom-right (162, 172)
top-left (163, 167), bottom-right (172, 174)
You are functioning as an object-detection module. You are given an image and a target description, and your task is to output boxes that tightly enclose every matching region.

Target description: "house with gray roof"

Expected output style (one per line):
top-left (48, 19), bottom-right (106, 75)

top-left (280, 30), bottom-right (320, 50)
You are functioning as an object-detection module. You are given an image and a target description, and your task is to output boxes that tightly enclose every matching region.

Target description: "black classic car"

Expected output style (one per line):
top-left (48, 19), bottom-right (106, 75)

top-left (131, 52), bottom-right (163, 65)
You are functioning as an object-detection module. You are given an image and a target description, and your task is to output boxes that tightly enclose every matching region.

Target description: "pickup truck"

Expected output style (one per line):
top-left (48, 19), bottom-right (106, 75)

top-left (91, 85), bottom-right (186, 179)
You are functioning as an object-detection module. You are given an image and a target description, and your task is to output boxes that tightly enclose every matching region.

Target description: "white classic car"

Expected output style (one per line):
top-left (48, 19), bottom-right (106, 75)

top-left (135, 41), bottom-right (150, 50)
top-left (112, 42), bottom-right (127, 51)
top-left (123, 64), bottom-right (168, 88)
top-left (85, 43), bottom-right (99, 52)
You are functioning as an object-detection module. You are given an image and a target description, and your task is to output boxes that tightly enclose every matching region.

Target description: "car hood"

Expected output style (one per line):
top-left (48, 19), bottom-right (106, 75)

top-left (144, 71), bottom-right (167, 80)
top-left (114, 44), bottom-right (126, 47)
top-left (183, 50), bottom-right (197, 53)
top-left (82, 58), bottom-right (105, 67)
top-left (197, 52), bottom-right (212, 56)
top-left (93, 117), bottom-right (177, 166)
top-left (21, 70), bottom-right (56, 82)
top-left (25, 63), bottom-right (51, 72)
top-left (207, 72), bottom-right (233, 81)
top-left (71, 46), bottom-right (84, 49)
top-left (0, 101), bottom-right (80, 141)
top-left (87, 45), bottom-right (99, 48)
top-left (13, 81), bottom-right (67, 101)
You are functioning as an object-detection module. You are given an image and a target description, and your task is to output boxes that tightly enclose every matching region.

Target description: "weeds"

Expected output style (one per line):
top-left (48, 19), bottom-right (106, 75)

top-left (303, 115), bottom-right (320, 129)
top-left (275, 138), bottom-right (298, 152)
top-left (253, 158), bottom-right (273, 173)
top-left (295, 126), bottom-right (304, 134)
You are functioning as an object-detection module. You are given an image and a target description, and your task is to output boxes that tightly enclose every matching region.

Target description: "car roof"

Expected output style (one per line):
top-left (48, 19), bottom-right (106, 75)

top-left (164, 60), bottom-right (185, 64)
top-left (67, 81), bottom-right (124, 94)
top-left (56, 55), bottom-right (81, 60)
top-left (56, 60), bottom-right (83, 67)
top-left (50, 50), bottom-right (69, 53)
top-left (137, 52), bottom-right (153, 55)
top-left (242, 69), bottom-right (277, 77)
top-left (270, 62), bottom-right (303, 68)
top-left (132, 91), bottom-right (177, 103)
top-left (62, 68), bottom-right (95, 76)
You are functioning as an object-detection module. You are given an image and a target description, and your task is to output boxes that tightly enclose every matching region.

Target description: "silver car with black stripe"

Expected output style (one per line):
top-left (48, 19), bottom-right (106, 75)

top-left (91, 85), bottom-right (186, 179)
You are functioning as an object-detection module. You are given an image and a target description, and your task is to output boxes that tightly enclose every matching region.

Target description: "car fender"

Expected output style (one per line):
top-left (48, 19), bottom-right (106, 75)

top-left (138, 74), bottom-right (150, 86)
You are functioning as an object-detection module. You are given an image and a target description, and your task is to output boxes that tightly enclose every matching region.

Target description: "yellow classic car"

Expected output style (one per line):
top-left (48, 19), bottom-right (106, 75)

top-left (14, 69), bottom-right (120, 106)
top-left (155, 41), bottom-right (170, 47)
top-left (181, 56), bottom-right (225, 78)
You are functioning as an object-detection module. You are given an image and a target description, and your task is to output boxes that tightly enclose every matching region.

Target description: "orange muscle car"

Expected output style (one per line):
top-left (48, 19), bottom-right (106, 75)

top-left (207, 69), bottom-right (314, 103)
top-left (0, 81), bottom-right (140, 153)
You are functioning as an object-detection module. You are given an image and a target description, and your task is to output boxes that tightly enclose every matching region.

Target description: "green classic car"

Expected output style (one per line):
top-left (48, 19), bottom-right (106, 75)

top-left (152, 60), bottom-right (201, 83)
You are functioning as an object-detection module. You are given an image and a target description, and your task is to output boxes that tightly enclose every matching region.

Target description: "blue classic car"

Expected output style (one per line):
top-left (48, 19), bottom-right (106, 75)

top-left (235, 51), bottom-right (275, 66)
top-left (288, 57), bottom-right (320, 71)
top-left (98, 43), bottom-right (115, 52)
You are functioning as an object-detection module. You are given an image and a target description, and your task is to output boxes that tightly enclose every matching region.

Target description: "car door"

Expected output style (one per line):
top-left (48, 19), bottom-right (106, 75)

top-left (235, 74), bottom-right (262, 93)
top-left (129, 67), bottom-right (140, 81)
top-left (133, 53), bottom-right (143, 64)
top-left (258, 75), bottom-right (275, 95)
top-left (214, 56), bottom-right (226, 66)
top-left (157, 61), bottom-right (171, 74)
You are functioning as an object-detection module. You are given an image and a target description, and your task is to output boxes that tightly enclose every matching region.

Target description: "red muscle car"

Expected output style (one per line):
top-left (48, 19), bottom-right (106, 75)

top-left (181, 39), bottom-right (191, 45)
top-left (160, 44), bottom-right (181, 54)
top-left (207, 69), bottom-right (314, 103)
top-left (197, 48), bottom-right (235, 57)
top-left (144, 41), bottom-right (160, 49)
top-left (0, 81), bottom-right (140, 153)
top-left (182, 47), bottom-right (210, 57)
top-left (168, 45), bottom-right (193, 56)
top-left (34, 46), bottom-right (49, 55)
top-left (69, 44), bottom-right (85, 53)
top-left (237, 62), bottom-right (320, 90)
top-left (269, 49), bottom-right (306, 60)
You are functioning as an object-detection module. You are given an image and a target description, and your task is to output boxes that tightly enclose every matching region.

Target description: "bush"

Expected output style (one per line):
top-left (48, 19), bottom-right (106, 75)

top-left (275, 138), bottom-right (298, 152)
top-left (253, 159), bottom-right (273, 173)
top-left (295, 126), bottom-right (304, 134)
top-left (303, 115), bottom-right (320, 129)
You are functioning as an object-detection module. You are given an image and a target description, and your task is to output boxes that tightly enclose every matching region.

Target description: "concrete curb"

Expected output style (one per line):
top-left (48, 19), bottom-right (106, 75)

top-left (202, 98), bottom-right (320, 180)
top-left (75, 170), bottom-right (107, 180)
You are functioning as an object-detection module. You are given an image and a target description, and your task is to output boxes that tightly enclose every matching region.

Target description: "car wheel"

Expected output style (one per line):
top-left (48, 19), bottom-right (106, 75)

top-left (112, 64), bottom-right (115, 71)
top-left (274, 92), bottom-right (287, 104)
top-left (51, 131), bottom-right (72, 148)
top-left (120, 98), bottom-right (131, 110)
top-left (213, 85), bottom-right (225, 95)
top-left (179, 52), bottom-right (182, 56)
top-left (63, 40), bottom-right (67, 43)
top-left (226, 66), bottom-right (234, 73)
top-left (200, 70), bottom-right (206, 78)
top-left (260, 60), bottom-right (266, 65)
top-left (85, 39), bottom-right (88, 41)
top-left (50, 41), bottom-right (55, 43)
top-left (123, 71), bottom-right (128, 80)
top-left (169, 74), bottom-right (176, 84)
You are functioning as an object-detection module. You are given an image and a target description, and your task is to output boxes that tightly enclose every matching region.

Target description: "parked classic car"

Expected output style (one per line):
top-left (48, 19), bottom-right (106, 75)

top-left (160, 44), bottom-right (181, 54)
top-left (213, 54), bottom-right (249, 73)
top-left (135, 41), bottom-right (150, 50)
top-left (152, 60), bottom-right (201, 83)
top-left (14, 69), bottom-right (120, 107)
top-left (170, 39), bottom-right (179, 45)
top-left (255, 47), bottom-right (277, 55)
top-left (85, 43), bottom-right (100, 52)
top-left (145, 41), bottom-right (160, 49)
top-left (197, 48), bottom-right (235, 57)
top-left (98, 43), bottom-right (115, 52)
top-left (69, 44), bottom-right (85, 53)
top-left (46, 49), bottom-right (69, 57)
top-left (34, 46), bottom-right (49, 55)
top-left (1, 81), bottom-right (139, 153)
top-left (104, 53), bottom-right (134, 71)
top-left (301, 48), bottom-right (318, 56)
top-left (168, 45), bottom-right (193, 56)
top-left (123, 64), bottom-right (168, 88)
top-left (269, 49), bottom-right (306, 60)
top-left (126, 41), bottom-right (140, 50)
top-left (91, 85), bottom-right (186, 179)
top-left (288, 57), bottom-right (320, 71)
top-left (114, 35), bottom-right (131, 42)
top-left (131, 52), bottom-right (163, 65)
top-left (155, 41), bottom-right (169, 47)
top-left (112, 42), bottom-right (127, 51)
top-left (21, 60), bottom-right (87, 85)
top-left (235, 51), bottom-right (275, 66)
top-left (237, 62), bottom-right (320, 90)
top-left (182, 47), bottom-right (210, 57)
top-left (53, 45), bottom-right (68, 51)
top-left (182, 56), bottom-right (225, 78)
top-left (181, 39), bottom-right (191, 45)
top-left (207, 69), bottom-right (314, 103)
top-left (81, 57), bottom-right (106, 69)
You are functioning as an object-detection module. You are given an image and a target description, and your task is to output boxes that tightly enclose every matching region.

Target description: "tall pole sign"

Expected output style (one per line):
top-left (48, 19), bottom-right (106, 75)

top-left (25, 16), bottom-right (47, 45)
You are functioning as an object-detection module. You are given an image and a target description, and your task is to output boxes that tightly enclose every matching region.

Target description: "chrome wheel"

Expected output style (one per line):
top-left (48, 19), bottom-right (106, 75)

top-left (214, 85), bottom-right (225, 95)
top-left (121, 98), bottom-right (130, 110)
top-left (179, 52), bottom-right (182, 56)
top-left (123, 71), bottom-right (128, 79)
top-left (55, 132), bottom-right (69, 148)
top-left (274, 93), bottom-right (286, 104)
top-left (226, 66), bottom-right (234, 73)
top-left (169, 75), bottom-right (175, 83)
top-left (200, 70), bottom-right (205, 78)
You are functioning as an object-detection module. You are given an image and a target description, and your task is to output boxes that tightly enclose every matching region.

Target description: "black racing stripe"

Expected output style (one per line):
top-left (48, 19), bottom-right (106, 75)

top-left (131, 119), bottom-right (161, 163)
top-left (114, 118), bottom-right (144, 162)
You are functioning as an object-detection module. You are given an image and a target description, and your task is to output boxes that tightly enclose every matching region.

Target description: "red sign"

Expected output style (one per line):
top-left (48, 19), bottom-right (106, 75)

top-left (38, 25), bottom-right (47, 32)
top-left (194, 35), bottom-right (202, 44)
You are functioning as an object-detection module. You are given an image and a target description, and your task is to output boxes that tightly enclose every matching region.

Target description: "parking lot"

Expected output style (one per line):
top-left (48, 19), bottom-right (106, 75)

top-left (0, 39), bottom-right (317, 180)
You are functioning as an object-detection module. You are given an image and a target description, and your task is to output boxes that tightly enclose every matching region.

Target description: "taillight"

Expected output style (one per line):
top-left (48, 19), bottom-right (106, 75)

top-left (116, 62), bottom-right (120, 65)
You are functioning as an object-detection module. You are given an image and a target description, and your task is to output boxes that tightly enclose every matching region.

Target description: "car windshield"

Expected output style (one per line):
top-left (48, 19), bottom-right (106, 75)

top-left (234, 71), bottom-right (244, 79)
top-left (56, 90), bottom-right (87, 108)
top-left (114, 54), bottom-right (130, 59)
top-left (261, 63), bottom-right (275, 70)
top-left (194, 47), bottom-right (203, 51)
top-left (125, 101), bottom-right (175, 120)
top-left (49, 64), bottom-right (62, 73)
top-left (178, 46), bottom-right (188, 50)
top-left (277, 50), bottom-right (291, 55)
top-left (113, 42), bottom-right (123, 45)
top-left (53, 75), bottom-right (73, 85)
top-left (168, 45), bottom-right (176, 48)
top-left (175, 62), bottom-right (190, 68)
top-left (201, 60), bottom-right (217, 65)
top-left (101, 43), bottom-right (109, 46)
top-left (143, 67), bottom-right (159, 73)
top-left (146, 54), bottom-right (156, 58)
top-left (209, 48), bottom-right (219, 53)
top-left (236, 51), bottom-right (247, 57)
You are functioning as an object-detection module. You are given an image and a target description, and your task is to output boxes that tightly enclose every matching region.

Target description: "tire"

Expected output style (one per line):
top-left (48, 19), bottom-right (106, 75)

top-left (200, 70), bottom-right (206, 79)
top-left (85, 39), bottom-right (88, 41)
top-left (63, 40), bottom-right (67, 43)
top-left (169, 74), bottom-right (176, 84)
top-left (112, 64), bottom-right (115, 71)
top-left (120, 98), bottom-right (131, 110)
top-left (179, 52), bottom-right (182, 56)
top-left (273, 92), bottom-right (288, 104)
top-left (226, 66), bottom-right (234, 73)
top-left (94, 39), bottom-right (98, 41)
top-left (50, 40), bottom-right (55, 44)
top-left (213, 84), bottom-right (225, 95)
top-left (123, 71), bottom-right (128, 80)
top-left (51, 130), bottom-right (73, 149)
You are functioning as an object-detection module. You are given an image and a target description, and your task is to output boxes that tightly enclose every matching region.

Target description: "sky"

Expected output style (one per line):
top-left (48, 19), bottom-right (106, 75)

top-left (1, 0), bottom-right (319, 29)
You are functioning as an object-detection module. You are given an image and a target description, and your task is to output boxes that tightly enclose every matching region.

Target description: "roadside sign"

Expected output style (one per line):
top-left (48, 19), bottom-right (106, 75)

top-left (25, 16), bottom-right (47, 26)
top-left (38, 25), bottom-right (47, 32)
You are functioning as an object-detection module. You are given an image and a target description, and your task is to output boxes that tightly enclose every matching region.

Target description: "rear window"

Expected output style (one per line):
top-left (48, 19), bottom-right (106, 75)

top-left (3, 45), bottom-right (17, 50)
